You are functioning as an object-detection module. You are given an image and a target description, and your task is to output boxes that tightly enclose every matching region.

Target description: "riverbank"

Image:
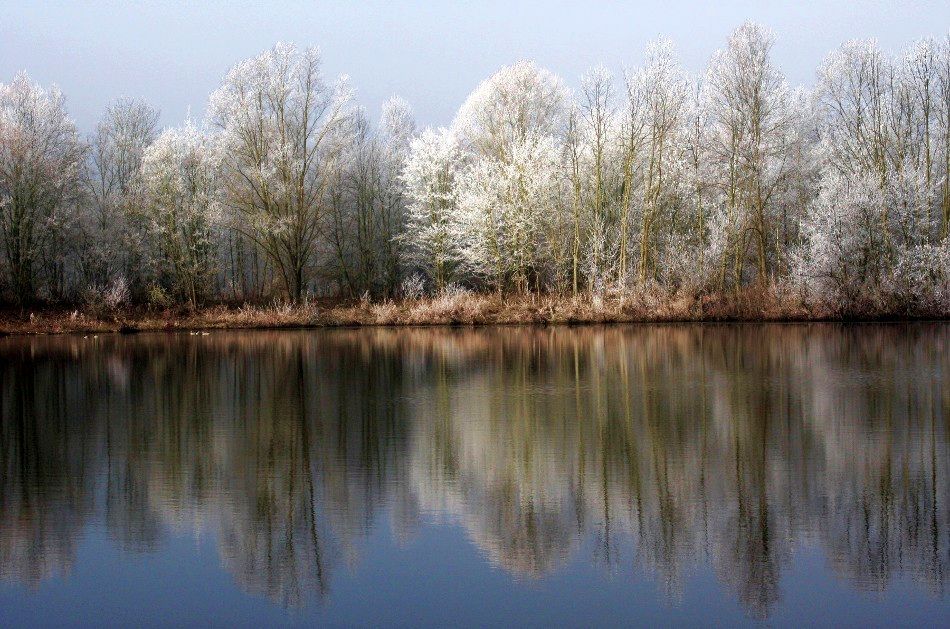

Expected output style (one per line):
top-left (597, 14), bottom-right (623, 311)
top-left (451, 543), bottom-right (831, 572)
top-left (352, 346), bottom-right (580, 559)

top-left (0, 288), bottom-right (944, 336)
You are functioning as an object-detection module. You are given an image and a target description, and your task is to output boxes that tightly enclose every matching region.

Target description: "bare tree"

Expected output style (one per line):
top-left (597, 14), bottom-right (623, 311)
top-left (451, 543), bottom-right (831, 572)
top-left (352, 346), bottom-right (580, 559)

top-left (325, 98), bottom-right (415, 298)
top-left (82, 98), bottom-right (159, 295)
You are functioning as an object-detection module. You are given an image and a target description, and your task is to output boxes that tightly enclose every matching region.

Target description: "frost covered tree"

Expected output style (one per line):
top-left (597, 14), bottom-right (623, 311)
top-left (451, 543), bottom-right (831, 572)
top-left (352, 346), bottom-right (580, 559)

top-left (452, 61), bottom-right (570, 292)
top-left (812, 35), bottom-right (950, 292)
top-left (375, 97), bottom-right (416, 294)
top-left (795, 172), bottom-right (889, 310)
top-left (629, 39), bottom-right (690, 284)
top-left (453, 60), bottom-right (569, 160)
top-left (899, 35), bottom-right (950, 240)
top-left (880, 165), bottom-right (948, 311)
top-left (936, 36), bottom-right (950, 238)
top-left (140, 121), bottom-right (221, 308)
top-left (0, 73), bottom-right (85, 303)
top-left (567, 43), bottom-right (692, 291)
top-left (401, 127), bottom-right (462, 292)
top-left (209, 43), bottom-right (354, 302)
top-left (457, 133), bottom-right (564, 292)
top-left (662, 82), bottom-right (715, 289)
top-left (815, 40), bottom-right (895, 183)
top-left (705, 22), bottom-right (808, 288)
top-left (567, 66), bottom-right (626, 292)
top-left (796, 167), bottom-right (949, 314)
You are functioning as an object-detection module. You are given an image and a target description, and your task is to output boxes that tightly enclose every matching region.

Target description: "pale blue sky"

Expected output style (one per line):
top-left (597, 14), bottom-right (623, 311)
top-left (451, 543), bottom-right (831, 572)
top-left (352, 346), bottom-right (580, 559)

top-left (1, 1), bottom-right (947, 130)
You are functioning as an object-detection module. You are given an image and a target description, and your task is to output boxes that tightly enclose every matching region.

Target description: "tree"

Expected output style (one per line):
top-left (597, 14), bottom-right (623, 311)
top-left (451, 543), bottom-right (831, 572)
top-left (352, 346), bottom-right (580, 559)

top-left (453, 60), bottom-right (569, 161)
top-left (795, 171), bottom-right (888, 310)
top-left (401, 127), bottom-right (462, 292)
top-left (209, 43), bottom-right (354, 302)
top-left (451, 61), bottom-right (570, 292)
top-left (326, 97), bottom-right (415, 297)
top-left (936, 36), bottom-right (950, 238)
top-left (796, 167), bottom-right (949, 314)
top-left (140, 121), bottom-right (221, 308)
top-left (567, 66), bottom-right (626, 293)
top-left (0, 26), bottom-right (947, 316)
top-left (629, 39), bottom-right (689, 284)
top-left (82, 98), bottom-right (159, 295)
top-left (705, 22), bottom-right (805, 287)
top-left (456, 132), bottom-right (563, 292)
top-left (0, 72), bottom-right (85, 303)
top-left (375, 97), bottom-right (415, 295)
top-left (815, 37), bottom-right (949, 268)
top-left (815, 40), bottom-right (894, 182)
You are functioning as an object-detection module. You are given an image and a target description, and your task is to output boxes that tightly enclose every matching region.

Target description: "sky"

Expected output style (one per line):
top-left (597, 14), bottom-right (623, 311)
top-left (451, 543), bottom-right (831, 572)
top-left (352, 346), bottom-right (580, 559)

top-left (1, 1), bottom-right (948, 131)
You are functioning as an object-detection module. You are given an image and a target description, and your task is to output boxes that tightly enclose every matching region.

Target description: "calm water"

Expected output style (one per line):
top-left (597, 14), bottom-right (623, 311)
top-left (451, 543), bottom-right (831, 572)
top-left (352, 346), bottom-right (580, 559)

top-left (0, 324), bottom-right (947, 627)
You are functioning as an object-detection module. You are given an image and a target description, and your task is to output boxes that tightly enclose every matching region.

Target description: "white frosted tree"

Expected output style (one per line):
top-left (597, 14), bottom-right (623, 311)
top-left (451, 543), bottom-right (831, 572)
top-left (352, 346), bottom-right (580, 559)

top-left (401, 127), bottom-right (462, 292)
top-left (140, 121), bottom-right (221, 308)
top-left (377, 96), bottom-right (416, 294)
top-left (661, 81), bottom-right (718, 290)
top-left (628, 39), bottom-right (690, 284)
top-left (882, 164), bottom-right (949, 312)
top-left (451, 61), bottom-right (570, 292)
top-left (704, 22), bottom-right (808, 287)
top-left (900, 35), bottom-right (950, 240)
top-left (813, 36), bottom-right (949, 280)
top-left (0, 25), bottom-right (945, 316)
top-left (796, 167), bottom-right (949, 314)
top-left (0, 72), bottom-right (85, 303)
top-left (456, 133), bottom-right (564, 292)
top-left (815, 40), bottom-right (895, 181)
top-left (795, 171), bottom-right (888, 310)
top-left (937, 36), bottom-right (950, 238)
top-left (568, 66), bottom-right (627, 293)
top-left (453, 60), bottom-right (569, 160)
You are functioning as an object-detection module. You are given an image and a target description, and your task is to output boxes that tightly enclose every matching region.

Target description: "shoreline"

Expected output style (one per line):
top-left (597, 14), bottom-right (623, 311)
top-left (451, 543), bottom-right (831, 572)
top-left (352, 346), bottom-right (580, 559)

top-left (1, 292), bottom-right (946, 337)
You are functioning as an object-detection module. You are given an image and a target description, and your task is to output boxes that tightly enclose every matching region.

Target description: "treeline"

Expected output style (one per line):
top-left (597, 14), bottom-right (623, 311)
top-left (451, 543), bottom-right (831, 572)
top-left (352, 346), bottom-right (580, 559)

top-left (1, 23), bottom-right (948, 314)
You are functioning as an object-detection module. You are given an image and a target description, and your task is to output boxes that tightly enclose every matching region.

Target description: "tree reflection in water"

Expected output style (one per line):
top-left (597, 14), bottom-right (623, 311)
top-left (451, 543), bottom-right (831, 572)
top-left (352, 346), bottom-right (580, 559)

top-left (0, 324), bottom-right (946, 617)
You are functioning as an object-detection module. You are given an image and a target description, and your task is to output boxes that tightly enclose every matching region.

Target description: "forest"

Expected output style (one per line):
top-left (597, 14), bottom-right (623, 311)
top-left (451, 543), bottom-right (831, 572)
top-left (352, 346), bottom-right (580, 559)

top-left (1, 22), bottom-right (949, 322)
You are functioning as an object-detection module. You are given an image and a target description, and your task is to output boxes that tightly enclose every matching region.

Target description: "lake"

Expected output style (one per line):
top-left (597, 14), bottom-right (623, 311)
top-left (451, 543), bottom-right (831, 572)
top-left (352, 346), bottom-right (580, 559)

top-left (0, 324), bottom-right (947, 627)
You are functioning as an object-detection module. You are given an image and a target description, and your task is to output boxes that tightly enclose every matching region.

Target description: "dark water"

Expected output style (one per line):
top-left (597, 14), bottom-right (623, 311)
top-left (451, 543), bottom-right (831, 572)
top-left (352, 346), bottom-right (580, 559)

top-left (0, 324), bottom-right (947, 627)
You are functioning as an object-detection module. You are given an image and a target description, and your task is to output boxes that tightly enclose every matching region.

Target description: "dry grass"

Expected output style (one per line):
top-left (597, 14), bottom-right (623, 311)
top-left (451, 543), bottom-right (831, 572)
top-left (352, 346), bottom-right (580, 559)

top-left (0, 286), bottom-right (939, 337)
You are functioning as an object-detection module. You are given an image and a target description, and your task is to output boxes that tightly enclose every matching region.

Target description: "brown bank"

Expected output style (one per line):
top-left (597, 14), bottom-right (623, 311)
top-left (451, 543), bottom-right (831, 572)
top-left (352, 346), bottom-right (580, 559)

top-left (0, 287), bottom-right (943, 336)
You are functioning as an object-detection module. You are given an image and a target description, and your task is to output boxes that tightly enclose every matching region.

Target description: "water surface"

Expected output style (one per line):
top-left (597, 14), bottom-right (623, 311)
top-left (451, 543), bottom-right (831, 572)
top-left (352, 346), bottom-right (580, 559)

top-left (0, 324), bottom-right (947, 626)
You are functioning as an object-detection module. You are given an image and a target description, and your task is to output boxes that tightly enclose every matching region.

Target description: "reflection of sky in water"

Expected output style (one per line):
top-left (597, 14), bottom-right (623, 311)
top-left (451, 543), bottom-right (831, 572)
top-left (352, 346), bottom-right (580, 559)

top-left (0, 518), bottom-right (944, 627)
top-left (0, 325), bottom-right (947, 626)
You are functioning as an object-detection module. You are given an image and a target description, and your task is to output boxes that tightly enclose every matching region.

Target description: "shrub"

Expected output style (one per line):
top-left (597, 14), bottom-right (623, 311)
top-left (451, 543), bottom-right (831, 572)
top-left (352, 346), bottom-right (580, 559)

top-left (82, 277), bottom-right (130, 314)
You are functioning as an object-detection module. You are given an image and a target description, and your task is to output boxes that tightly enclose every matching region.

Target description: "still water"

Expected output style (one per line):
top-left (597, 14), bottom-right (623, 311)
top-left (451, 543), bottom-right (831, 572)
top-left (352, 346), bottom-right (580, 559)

top-left (0, 324), bottom-right (946, 627)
